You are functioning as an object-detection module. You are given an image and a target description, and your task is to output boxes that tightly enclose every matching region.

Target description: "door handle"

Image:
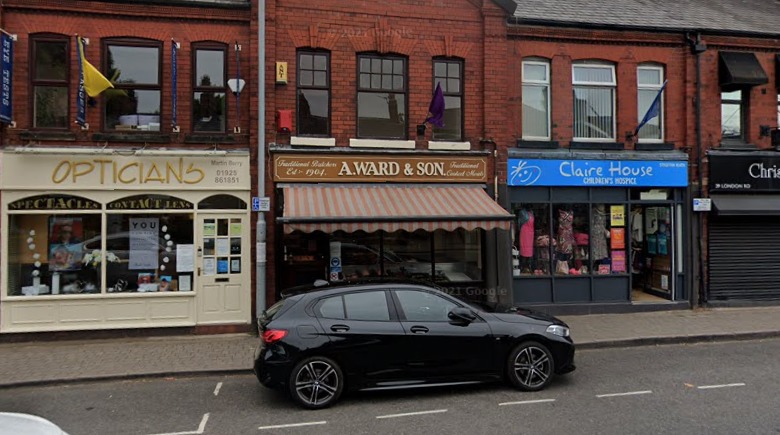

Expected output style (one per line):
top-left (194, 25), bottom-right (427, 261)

top-left (410, 326), bottom-right (429, 334)
top-left (330, 324), bottom-right (350, 332)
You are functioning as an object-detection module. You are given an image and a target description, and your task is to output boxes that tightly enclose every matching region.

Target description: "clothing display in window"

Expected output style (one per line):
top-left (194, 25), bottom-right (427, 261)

top-left (592, 205), bottom-right (609, 260)
top-left (517, 208), bottom-right (535, 258)
top-left (556, 209), bottom-right (575, 255)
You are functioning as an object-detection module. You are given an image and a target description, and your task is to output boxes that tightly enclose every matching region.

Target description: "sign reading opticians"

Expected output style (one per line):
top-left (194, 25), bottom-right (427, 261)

top-left (273, 154), bottom-right (488, 183)
top-left (507, 159), bottom-right (688, 187)
top-left (709, 153), bottom-right (780, 192)
top-left (0, 152), bottom-right (251, 191)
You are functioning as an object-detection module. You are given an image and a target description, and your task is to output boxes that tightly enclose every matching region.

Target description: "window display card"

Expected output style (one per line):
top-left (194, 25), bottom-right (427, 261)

top-left (203, 258), bottom-right (216, 276)
top-left (610, 228), bottom-right (625, 249)
top-left (176, 244), bottom-right (195, 272)
top-left (230, 222), bottom-right (242, 236)
top-left (217, 259), bottom-right (229, 274)
top-left (611, 250), bottom-right (626, 273)
top-left (231, 259), bottom-right (241, 273)
top-left (179, 275), bottom-right (191, 292)
top-left (216, 238), bottom-right (230, 256)
top-left (598, 264), bottom-right (611, 275)
top-left (610, 205), bottom-right (625, 227)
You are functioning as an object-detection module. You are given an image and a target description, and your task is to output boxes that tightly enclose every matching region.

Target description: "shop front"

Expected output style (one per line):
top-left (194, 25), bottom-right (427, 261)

top-left (708, 150), bottom-right (780, 302)
top-left (507, 150), bottom-right (690, 311)
top-left (0, 148), bottom-right (252, 333)
top-left (272, 150), bottom-right (514, 307)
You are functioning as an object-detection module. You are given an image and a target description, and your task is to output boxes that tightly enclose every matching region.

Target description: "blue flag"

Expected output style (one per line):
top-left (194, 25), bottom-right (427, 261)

top-left (425, 82), bottom-right (445, 128)
top-left (635, 80), bottom-right (667, 136)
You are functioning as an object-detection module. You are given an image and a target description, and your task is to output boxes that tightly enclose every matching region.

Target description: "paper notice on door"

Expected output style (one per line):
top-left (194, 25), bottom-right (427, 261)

top-left (176, 244), bottom-right (195, 272)
top-left (203, 258), bottom-right (216, 276)
top-left (216, 238), bottom-right (230, 256)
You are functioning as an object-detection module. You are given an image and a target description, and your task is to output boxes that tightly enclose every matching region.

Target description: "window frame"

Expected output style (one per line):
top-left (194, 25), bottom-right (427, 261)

top-left (315, 290), bottom-right (394, 322)
top-left (522, 58), bottom-right (551, 141)
top-left (356, 52), bottom-right (408, 140)
top-left (30, 34), bottom-right (70, 130)
top-left (102, 38), bottom-right (163, 132)
top-left (636, 64), bottom-right (665, 143)
top-left (296, 49), bottom-right (331, 137)
top-left (432, 57), bottom-right (464, 141)
top-left (572, 63), bottom-right (617, 142)
top-left (191, 41), bottom-right (228, 134)
top-left (721, 89), bottom-right (746, 142)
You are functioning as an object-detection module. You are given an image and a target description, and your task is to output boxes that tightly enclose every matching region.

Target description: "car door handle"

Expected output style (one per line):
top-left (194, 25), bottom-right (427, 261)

top-left (330, 324), bottom-right (350, 332)
top-left (410, 326), bottom-right (429, 334)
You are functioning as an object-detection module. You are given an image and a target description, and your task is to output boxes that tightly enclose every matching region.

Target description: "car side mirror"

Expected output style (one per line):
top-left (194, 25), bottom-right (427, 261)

top-left (448, 307), bottom-right (477, 325)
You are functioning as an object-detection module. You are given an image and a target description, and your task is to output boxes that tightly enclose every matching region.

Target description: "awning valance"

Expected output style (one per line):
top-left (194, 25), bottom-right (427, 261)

top-left (712, 194), bottom-right (780, 216)
top-left (719, 51), bottom-right (768, 91)
top-left (280, 184), bottom-right (513, 234)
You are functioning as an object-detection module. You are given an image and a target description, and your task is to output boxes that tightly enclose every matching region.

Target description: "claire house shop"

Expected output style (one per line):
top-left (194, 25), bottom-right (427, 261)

top-left (0, 148), bottom-right (253, 333)
top-left (506, 150), bottom-right (690, 311)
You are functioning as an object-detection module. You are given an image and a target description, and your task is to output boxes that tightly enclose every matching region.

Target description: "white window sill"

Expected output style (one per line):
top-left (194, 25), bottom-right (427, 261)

top-left (349, 139), bottom-right (415, 149)
top-left (428, 141), bottom-right (471, 150)
top-left (290, 136), bottom-right (336, 147)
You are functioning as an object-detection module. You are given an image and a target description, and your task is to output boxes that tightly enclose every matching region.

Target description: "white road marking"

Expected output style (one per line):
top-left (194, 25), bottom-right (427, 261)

top-left (258, 421), bottom-right (327, 430)
top-left (697, 383), bottom-right (746, 390)
top-left (596, 390), bottom-right (653, 398)
top-left (376, 409), bottom-right (448, 419)
top-left (213, 382), bottom-right (223, 396)
top-left (499, 399), bottom-right (556, 406)
top-left (147, 413), bottom-right (209, 435)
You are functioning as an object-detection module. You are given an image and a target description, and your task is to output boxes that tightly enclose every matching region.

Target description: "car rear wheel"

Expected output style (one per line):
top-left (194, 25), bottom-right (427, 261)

top-left (288, 356), bottom-right (344, 409)
top-left (507, 341), bottom-right (554, 391)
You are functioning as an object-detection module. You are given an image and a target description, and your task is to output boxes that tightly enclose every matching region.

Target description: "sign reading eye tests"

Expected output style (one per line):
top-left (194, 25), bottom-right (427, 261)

top-left (507, 159), bottom-right (688, 187)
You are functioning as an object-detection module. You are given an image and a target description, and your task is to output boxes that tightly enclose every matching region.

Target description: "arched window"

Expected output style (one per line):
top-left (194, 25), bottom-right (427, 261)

top-left (572, 62), bottom-right (616, 140)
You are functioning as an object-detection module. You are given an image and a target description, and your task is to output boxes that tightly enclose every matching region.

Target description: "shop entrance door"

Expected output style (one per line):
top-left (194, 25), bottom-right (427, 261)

top-left (630, 205), bottom-right (675, 301)
top-left (196, 214), bottom-right (251, 324)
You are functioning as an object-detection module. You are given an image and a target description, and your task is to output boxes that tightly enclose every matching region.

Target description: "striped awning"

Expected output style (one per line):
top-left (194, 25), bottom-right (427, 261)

top-left (280, 184), bottom-right (512, 234)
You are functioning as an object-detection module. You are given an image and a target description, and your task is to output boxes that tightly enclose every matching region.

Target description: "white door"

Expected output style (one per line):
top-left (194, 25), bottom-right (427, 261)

top-left (196, 213), bottom-right (251, 324)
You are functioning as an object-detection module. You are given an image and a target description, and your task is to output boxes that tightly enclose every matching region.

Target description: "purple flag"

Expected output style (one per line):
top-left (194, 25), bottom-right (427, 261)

top-left (425, 82), bottom-right (445, 128)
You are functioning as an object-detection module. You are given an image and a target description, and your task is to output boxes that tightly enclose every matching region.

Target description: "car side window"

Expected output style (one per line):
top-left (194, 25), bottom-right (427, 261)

top-left (318, 296), bottom-right (346, 319)
top-left (395, 290), bottom-right (457, 322)
top-left (343, 291), bottom-right (390, 321)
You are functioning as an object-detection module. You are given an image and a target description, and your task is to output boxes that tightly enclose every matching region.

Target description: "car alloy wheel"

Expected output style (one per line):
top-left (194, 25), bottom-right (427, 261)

top-left (507, 341), bottom-right (554, 391)
top-left (289, 356), bottom-right (344, 409)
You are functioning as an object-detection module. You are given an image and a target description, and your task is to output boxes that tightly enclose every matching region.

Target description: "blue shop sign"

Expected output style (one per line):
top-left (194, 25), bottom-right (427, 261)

top-left (508, 159), bottom-right (688, 187)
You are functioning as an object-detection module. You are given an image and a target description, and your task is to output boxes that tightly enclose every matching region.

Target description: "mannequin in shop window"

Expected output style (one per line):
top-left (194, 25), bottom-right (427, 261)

top-left (556, 208), bottom-right (575, 274)
top-left (592, 205), bottom-right (610, 269)
top-left (517, 205), bottom-right (535, 273)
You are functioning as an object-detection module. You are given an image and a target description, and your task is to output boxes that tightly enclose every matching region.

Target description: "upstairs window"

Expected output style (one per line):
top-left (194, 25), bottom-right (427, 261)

top-left (637, 65), bottom-right (665, 141)
top-left (572, 63), bottom-right (616, 141)
top-left (297, 50), bottom-right (330, 136)
top-left (721, 90), bottom-right (745, 142)
top-left (432, 59), bottom-right (463, 141)
top-left (104, 39), bottom-right (161, 132)
top-left (193, 43), bottom-right (227, 133)
top-left (522, 59), bottom-right (551, 140)
top-left (31, 36), bottom-right (69, 129)
top-left (357, 54), bottom-right (407, 139)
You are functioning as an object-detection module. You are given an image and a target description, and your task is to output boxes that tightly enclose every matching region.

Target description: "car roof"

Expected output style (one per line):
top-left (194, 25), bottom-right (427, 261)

top-left (280, 277), bottom-right (443, 299)
top-left (0, 412), bottom-right (69, 435)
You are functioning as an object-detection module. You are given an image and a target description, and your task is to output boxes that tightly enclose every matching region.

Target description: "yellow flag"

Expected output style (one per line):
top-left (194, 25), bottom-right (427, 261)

top-left (79, 38), bottom-right (113, 97)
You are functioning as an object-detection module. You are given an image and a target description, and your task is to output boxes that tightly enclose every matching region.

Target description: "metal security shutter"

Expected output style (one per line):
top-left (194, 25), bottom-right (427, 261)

top-left (709, 217), bottom-right (780, 301)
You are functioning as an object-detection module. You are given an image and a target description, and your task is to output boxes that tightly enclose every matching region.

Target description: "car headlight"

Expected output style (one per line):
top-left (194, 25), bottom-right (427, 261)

top-left (546, 324), bottom-right (570, 337)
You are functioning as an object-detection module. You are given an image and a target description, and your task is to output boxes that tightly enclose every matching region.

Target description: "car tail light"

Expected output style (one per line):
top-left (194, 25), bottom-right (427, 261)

top-left (262, 329), bottom-right (288, 344)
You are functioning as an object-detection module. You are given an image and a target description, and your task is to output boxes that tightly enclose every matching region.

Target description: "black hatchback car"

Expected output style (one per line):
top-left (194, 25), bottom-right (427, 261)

top-left (254, 281), bottom-right (575, 409)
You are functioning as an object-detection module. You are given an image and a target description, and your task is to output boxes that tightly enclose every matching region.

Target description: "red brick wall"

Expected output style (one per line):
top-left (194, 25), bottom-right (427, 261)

top-left (2, 0), bottom-right (252, 144)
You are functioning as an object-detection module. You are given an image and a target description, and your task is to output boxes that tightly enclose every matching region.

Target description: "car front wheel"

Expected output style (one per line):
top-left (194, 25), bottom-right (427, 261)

top-left (288, 356), bottom-right (344, 409)
top-left (507, 341), bottom-right (554, 391)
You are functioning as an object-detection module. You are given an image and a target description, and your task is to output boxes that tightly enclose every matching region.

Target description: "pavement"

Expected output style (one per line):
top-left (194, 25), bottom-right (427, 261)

top-left (1, 305), bottom-right (780, 388)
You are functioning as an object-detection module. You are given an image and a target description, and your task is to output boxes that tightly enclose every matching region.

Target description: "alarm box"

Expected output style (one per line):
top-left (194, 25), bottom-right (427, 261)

top-left (276, 109), bottom-right (292, 133)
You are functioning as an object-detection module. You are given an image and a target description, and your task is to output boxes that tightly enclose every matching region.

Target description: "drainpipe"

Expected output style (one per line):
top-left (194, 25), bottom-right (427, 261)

top-left (686, 32), bottom-right (706, 306)
top-left (256, 0), bottom-right (267, 326)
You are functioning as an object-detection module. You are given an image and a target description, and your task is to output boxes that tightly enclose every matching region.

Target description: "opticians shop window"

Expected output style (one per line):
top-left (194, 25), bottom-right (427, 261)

top-left (512, 203), bottom-right (627, 276)
top-left (6, 194), bottom-right (194, 296)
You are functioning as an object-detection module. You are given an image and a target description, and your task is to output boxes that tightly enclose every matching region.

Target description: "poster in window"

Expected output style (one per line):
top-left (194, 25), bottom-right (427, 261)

top-left (610, 228), bottom-right (625, 249)
top-left (230, 221), bottom-right (242, 236)
top-left (231, 259), bottom-right (241, 273)
top-left (647, 234), bottom-right (658, 255)
top-left (48, 217), bottom-right (84, 272)
top-left (657, 233), bottom-right (668, 255)
top-left (203, 258), bottom-right (216, 276)
top-left (179, 274), bottom-right (192, 291)
top-left (611, 250), bottom-right (626, 273)
top-left (203, 221), bottom-right (216, 237)
top-left (129, 218), bottom-right (159, 270)
top-left (610, 205), bottom-right (625, 227)
top-left (217, 259), bottom-right (229, 274)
